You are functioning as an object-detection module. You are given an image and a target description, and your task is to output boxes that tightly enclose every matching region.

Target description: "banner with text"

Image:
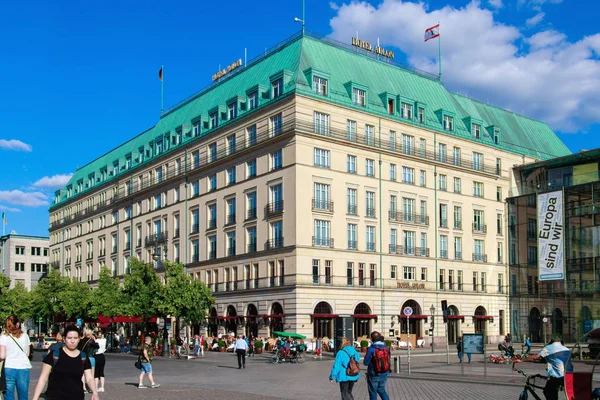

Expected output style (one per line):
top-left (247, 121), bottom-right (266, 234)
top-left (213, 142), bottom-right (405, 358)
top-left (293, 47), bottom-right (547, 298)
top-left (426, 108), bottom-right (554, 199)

top-left (537, 190), bottom-right (564, 281)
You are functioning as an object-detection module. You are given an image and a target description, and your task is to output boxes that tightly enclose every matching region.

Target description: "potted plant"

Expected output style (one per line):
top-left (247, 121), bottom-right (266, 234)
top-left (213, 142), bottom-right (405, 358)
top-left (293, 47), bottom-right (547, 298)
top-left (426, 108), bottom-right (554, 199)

top-left (217, 339), bottom-right (226, 352)
top-left (360, 340), bottom-right (369, 353)
top-left (254, 339), bottom-right (264, 354)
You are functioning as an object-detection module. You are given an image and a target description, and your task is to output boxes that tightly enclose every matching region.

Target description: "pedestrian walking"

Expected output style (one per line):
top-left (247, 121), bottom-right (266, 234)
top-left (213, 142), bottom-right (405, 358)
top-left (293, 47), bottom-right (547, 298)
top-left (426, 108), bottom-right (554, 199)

top-left (176, 335), bottom-right (183, 359)
top-left (329, 337), bottom-right (361, 400)
top-left (456, 336), bottom-right (471, 363)
top-left (363, 331), bottom-right (391, 400)
top-left (234, 335), bottom-right (248, 369)
top-left (79, 328), bottom-right (99, 393)
top-left (0, 315), bottom-right (32, 400)
top-left (119, 335), bottom-right (125, 353)
top-left (138, 336), bottom-right (160, 389)
top-left (31, 325), bottom-right (98, 400)
top-left (94, 331), bottom-right (107, 393)
top-left (199, 335), bottom-right (205, 356)
top-left (46, 332), bottom-right (63, 355)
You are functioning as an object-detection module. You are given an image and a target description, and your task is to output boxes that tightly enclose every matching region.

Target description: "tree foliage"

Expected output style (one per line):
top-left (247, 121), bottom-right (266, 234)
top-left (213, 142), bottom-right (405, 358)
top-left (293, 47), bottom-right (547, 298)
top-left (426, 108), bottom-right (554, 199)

top-left (90, 267), bottom-right (125, 318)
top-left (122, 258), bottom-right (162, 319)
top-left (0, 275), bottom-right (32, 322)
top-left (30, 269), bottom-right (68, 319)
top-left (58, 278), bottom-right (92, 320)
top-left (158, 262), bottom-right (215, 324)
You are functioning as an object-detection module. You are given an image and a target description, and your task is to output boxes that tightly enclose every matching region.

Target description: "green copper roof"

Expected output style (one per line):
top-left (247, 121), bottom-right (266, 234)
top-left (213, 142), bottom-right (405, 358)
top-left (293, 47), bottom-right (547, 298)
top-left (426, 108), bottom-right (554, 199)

top-left (51, 32), bottom-right (570, 210)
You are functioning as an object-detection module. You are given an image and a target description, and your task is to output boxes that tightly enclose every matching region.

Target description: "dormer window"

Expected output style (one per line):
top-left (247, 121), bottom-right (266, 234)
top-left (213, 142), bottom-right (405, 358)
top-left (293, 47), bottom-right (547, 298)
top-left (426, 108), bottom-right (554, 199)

top-left (418, 107), bottom-right (425, 123)
top-left (494, 131), bottom-right (499, 144)
top-left (313, 76), bottom-right (328, 96)
top-left (443, 115), bottom-right (454, 131)
top-left (77, 180), bottom-right (83, 193)
top-left (352, 88), bottom-right (366, 106)
top-left (472, 123), bottom-right (481, 139)
top-left (401, 102), bottom-right (413, 119)
top-left (228, 103), bottom-right (237, 120)
top-left (272, 78), bottom-right (283, 98)
top-left (388, 99), bottom-right (395, 115)
top-left (125, 155), bottom-right (132, 169)
top-left (101, 168), bottom-right (107, 181)
top-left (192, 121), bottom-right (200, 137)
top-left (210, 112), bottom-right (218, 129)
top-left (112, 162), bottom-right (119, 176)
top-left (156, 139), bottom-right (163, 155)
top-left (248, 91), bottom-right (258, 110)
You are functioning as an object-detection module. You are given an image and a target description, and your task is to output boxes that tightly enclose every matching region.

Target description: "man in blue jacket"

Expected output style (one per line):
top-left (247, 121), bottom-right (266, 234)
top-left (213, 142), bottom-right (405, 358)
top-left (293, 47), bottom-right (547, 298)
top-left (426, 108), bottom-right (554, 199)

top-left (363, 331), bottom-right (390, 400)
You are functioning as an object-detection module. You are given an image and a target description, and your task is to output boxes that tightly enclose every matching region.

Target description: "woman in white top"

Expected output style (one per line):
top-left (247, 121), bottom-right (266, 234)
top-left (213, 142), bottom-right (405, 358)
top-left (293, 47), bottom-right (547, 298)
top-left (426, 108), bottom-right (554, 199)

top-left (94, 331), bottom-right (107, 393)
top-left (0, 315), bottom-right (32, 400)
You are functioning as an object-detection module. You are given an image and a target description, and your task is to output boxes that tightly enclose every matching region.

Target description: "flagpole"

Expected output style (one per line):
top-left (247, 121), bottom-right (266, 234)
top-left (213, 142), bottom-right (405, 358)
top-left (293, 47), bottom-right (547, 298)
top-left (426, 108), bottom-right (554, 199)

top-left (438, 22), bottom-right (442, 83)
top-left (161, 65), bottom-right (164, 115)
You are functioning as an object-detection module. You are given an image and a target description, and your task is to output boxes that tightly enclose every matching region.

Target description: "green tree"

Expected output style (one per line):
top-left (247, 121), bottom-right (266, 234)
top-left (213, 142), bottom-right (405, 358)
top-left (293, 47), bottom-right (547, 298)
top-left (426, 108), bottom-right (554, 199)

top-left (0, 276), bottom-right (32, 322)
top-left (158, 261), bottom-right (215, 324)
top-left (89, 267), bottom-right (125, 318)
top-left (122, 258), bottom-right (162, 320)
top-left (58, 279), bottom-right (92, 320)
top-left (30, 269), bottom-right (68, 320)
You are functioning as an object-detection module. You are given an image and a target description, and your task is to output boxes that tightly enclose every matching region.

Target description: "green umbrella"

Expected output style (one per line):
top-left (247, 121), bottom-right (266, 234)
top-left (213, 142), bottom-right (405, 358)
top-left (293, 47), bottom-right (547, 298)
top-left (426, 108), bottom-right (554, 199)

top-left (273, 331), bottom-right (307, 339)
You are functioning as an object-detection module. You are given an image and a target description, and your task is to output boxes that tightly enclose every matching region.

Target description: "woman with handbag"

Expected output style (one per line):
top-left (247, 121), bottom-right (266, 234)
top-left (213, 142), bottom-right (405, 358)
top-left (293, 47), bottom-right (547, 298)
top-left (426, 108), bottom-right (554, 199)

top-left (31, 325), bottom-right (98, 400)
top-left (0, 315), bottom-right (31, 400)
top-left (329, 337), bottom-right (361, 400)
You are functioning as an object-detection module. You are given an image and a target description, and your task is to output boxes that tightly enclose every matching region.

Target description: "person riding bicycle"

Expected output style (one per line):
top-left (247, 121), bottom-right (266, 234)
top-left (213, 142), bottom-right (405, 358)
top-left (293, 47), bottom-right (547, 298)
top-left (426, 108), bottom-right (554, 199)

top-left (516, 336), bottom-right (573, 400)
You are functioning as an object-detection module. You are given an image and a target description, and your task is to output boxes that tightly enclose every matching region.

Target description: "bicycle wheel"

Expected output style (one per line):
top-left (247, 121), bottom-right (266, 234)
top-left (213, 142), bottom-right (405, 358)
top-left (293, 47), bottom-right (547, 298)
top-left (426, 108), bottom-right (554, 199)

top-left (296, 353), bottom-right (306, 363)
top-left (270, 353), bottom-right (280, 364)
top-left (518, 390), bottom-right (528, 400)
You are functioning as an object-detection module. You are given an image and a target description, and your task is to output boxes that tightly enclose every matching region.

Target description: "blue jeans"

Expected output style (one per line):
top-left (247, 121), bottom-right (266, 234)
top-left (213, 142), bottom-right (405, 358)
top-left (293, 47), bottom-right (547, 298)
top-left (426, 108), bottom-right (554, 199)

top-left (458, 352), bottom-right (471, 362)
top-left (4, 368), bottom-right (30, 400)
top-left (367, 373), bottom-right (390, 400)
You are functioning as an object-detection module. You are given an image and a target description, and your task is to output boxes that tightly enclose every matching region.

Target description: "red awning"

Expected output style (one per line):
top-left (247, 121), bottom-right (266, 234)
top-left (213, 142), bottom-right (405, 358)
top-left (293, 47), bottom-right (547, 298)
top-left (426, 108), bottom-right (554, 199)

top-left (311, 314), bottom-right (339, 319)
top-left (399, 315), bottom-right (428, 320)
top-left (447, 315), bottom-right (465, 321)
top-left (352, 314), bottom-right (378, 319)
top-left (262, 314), bottom-right (284, 319)
top-left (217, 316), bottom-right (238, 320)
top-left (99, 323), bottom-right (111, 329)
top-left (111, 316), bottom-right (157, 323)
top-left (472, 315), bottom-right (494, 321)
top-left (244, 315), bottom-right (260, 319)
top-left (97, 315), bottom-right (111, 324)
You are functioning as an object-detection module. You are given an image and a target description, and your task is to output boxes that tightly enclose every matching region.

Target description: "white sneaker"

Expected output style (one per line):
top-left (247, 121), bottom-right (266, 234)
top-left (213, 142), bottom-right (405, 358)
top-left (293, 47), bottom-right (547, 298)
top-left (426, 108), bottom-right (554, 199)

top-left (98, 387), bottom-right (105, 393)
top-left (138, 385), bottom-right (148, 389)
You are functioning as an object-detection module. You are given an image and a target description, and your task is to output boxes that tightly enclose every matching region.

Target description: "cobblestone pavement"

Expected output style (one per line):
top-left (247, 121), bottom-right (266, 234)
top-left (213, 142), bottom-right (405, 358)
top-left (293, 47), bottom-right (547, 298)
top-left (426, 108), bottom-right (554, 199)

top-left (26, 348), bottom-right (599, 399)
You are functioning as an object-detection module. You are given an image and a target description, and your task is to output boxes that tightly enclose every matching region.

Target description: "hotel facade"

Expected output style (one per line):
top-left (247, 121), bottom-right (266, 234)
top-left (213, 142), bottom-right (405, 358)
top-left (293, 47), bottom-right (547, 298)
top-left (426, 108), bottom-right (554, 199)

top-left (48, 32), bottom-right (570, 344)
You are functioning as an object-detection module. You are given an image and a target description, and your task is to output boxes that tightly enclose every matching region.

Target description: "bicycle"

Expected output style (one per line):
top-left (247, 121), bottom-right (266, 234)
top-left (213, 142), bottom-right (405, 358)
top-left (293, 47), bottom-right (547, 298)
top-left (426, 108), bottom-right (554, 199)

top-left (269, 347), bottom-right (306, 364)
top-left (512, 362), bottom-right (561, 400)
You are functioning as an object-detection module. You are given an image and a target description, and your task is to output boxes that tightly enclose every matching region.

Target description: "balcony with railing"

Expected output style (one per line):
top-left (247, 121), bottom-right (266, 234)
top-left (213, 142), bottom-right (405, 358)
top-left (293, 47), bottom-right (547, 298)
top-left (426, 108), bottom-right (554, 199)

top-left (366, 207), bottom-right (376, 218)
top-left (192, 254), bottom-right (199, 263)
top-left (208, 250), bottom-right (217, 260)
top-left (247, 242), bottom-right (257, 253)
top-left (265, 237), bottom-right (284, 250)
top-left (246, 208), bottom-right (257, 221)
top-left (366, 242), bottom-right (376, 252)
top-left (389, 245), bottom-right (430, 257)
top-left (439, 219), bottom-right (448, 228)
top-left (439, 250), bottom-right (448, 259)
top-left (207, 219), bottom-right (217, 230)
top-left (389, 211), bottom-right (429, 225)
top-left (265, 201), bottom-right (284, 218)
top-left (347, 240), bottom-right (357, 250)
top-left (472, 223), bottom-right (487, 234)
top-left (454, 221), bottom-right (462, 230)
top-left (312, 237), bottom-right (334, 248)
top-left (312, 199), bottom-right (334, 213)
top-left (227, 247), bottom-right (236, 257)
top-left (144, 231), bottom-right (168, 247)
top-left (473, 253), bottom-right (488, 262)
top-left (455, 251), bottom-right (462, 260)
top-left (347, 205), bottom-right (357, 215)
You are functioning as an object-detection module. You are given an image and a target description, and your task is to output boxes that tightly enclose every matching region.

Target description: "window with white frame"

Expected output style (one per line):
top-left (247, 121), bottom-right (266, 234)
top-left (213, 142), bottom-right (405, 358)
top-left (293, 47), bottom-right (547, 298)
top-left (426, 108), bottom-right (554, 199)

top-left (347, 189), bottom-right (357, 215)
top-left (402, 167), bottom-right (414, 184)
top-left (403, 266), bottom-right (416, 280)
top-left (401, 102), bottom-right (412, 119)
top-left (248, 91), bottom-right (258, 110)
top-left (473, 181), bottom-right (484, 198)
top-left (270, 113), bottom-right (283, 137)
top-left (314, 148), bottom-right (330, 168)
top-left (438, 143), bottom-right (447, 162)
top-left (365, 124), bottom-right (375, 146)
top-left (473, 152), bottom-right (483, 171)
top-left (472, 123), bottom-right (481, 138)
top-left (443, 115), bottom-right (453, 131)
top-left (247, 124), bottom-right (257, 146)
top-left (272, 78), bottom-right (282, 98)
top-left (454, 177), bottom-right (461, 194)
top-left (402, 134), bottom-right (414, 155)
top-left (453, 147), bottom-right (461, 166)
top-left (227, 134), bottom-right (236, 155)
top-left (313, 76), bottom-right (328, 96)
top-left (421, 267), bottom-right (427, 281)
top-left (210, 112), bottom-right (218, 129)
top-left (347, 223), bottom-right (357, 249)
top-left (314, 220), bottom-right (331, 247)
top-left (352, 87), bottom-right (365, 106)
top-left (391, 265), bottom-right (397, 279)
top-left (439, 174), bottom-right (447, 191)
top-left (390, 164), bottom-right (397, 181)
top-left (314, 112), bottom-right (330, 136)
top-left (418, 107), bottom-right (425, 123)
top-left (347, 155), bottom-right (357, 174)
top-left (271, 150), bottom-right (282, 170)
top-left (313, 183), bottom-right (330, 210)
top-left (227, 167), bottom-right (236, 185)
top-left (420, 138), bottom-right (426, 157)
top-left (366, 159), bottom-right (375, 177)
top-left (347, 120), bottom-right (357, 142)
top-left (420, 170), bottom-right (426, 187)
top-left (389, 131), bottom-right (396, 151)
top-left (228, 103), bottom-right (237, 120)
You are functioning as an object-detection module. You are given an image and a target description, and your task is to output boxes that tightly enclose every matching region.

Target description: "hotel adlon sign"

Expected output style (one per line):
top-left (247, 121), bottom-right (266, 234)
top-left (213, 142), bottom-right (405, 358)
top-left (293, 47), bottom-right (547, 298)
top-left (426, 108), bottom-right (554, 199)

top-left (212, 59), bottom-right (242, 82)
top-left (351, 37), bottom-right (395, 59)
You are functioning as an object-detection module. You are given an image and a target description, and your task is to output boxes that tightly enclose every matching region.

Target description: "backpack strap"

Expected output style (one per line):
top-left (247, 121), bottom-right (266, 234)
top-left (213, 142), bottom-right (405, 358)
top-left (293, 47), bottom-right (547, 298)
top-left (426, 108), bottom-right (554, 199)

top-left (51, 343), bottom-right (87, 368)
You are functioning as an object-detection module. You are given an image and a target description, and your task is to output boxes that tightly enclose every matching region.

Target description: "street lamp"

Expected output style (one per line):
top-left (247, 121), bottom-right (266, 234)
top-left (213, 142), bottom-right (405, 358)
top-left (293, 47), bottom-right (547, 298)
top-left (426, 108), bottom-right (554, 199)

top-left (542, 307), bottom-right (548, 344)
top-left (430, 304), bottom-right (435, 353)
top-left (294, 17), bottom-right (305, 33)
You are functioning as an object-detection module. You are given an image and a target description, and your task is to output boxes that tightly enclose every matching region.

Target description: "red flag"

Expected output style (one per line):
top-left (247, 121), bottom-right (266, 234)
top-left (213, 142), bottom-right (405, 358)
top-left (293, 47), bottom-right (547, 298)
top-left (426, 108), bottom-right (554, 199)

top-left (158, 67), bottom-right (163, 81)
top-left (424, 24), bottom-right (440, 42)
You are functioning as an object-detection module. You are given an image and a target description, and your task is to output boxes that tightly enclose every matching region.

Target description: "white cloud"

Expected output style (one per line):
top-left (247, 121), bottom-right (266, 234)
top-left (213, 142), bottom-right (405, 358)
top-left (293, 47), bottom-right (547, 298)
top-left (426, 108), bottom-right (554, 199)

top-left (488, 0), bottom-right (503, 9)
top-left (0, 205), bottom-right (21, 213)
top-left (330, 1), bottom-right (340, 11)
top-left (526, 12), bottom-right (545, 28)
top-left (329, 0), bottom-right (600, 133)
top-left (32, 174), bottom-right (73, 190)
top-left (0, 190), bottom-right (48, 207)
top-left (0, 139), bottom-right (32, 152)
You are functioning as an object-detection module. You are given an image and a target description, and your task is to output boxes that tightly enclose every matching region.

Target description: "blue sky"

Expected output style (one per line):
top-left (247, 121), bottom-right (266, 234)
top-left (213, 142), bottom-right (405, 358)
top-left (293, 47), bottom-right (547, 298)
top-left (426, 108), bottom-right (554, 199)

top-left (1, 0), bottom-right (599, 237)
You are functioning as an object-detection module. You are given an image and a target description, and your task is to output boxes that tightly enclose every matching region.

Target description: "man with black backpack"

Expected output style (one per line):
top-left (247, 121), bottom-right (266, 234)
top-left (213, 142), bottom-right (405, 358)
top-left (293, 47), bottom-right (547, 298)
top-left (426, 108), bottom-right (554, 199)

top-left (363, 331), bottom-right (390, 400)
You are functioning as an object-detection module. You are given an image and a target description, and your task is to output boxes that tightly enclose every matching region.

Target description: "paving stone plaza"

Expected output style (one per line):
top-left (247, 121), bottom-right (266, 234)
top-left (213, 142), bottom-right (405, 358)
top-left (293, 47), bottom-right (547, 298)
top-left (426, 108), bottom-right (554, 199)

top-left (26, 347), bottom-right (600, 399)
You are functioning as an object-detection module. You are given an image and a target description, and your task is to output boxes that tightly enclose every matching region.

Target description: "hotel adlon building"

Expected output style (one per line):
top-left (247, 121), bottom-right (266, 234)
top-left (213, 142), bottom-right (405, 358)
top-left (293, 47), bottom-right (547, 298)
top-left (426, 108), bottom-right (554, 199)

top-left (48, 32), bottom-right (570, 345)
